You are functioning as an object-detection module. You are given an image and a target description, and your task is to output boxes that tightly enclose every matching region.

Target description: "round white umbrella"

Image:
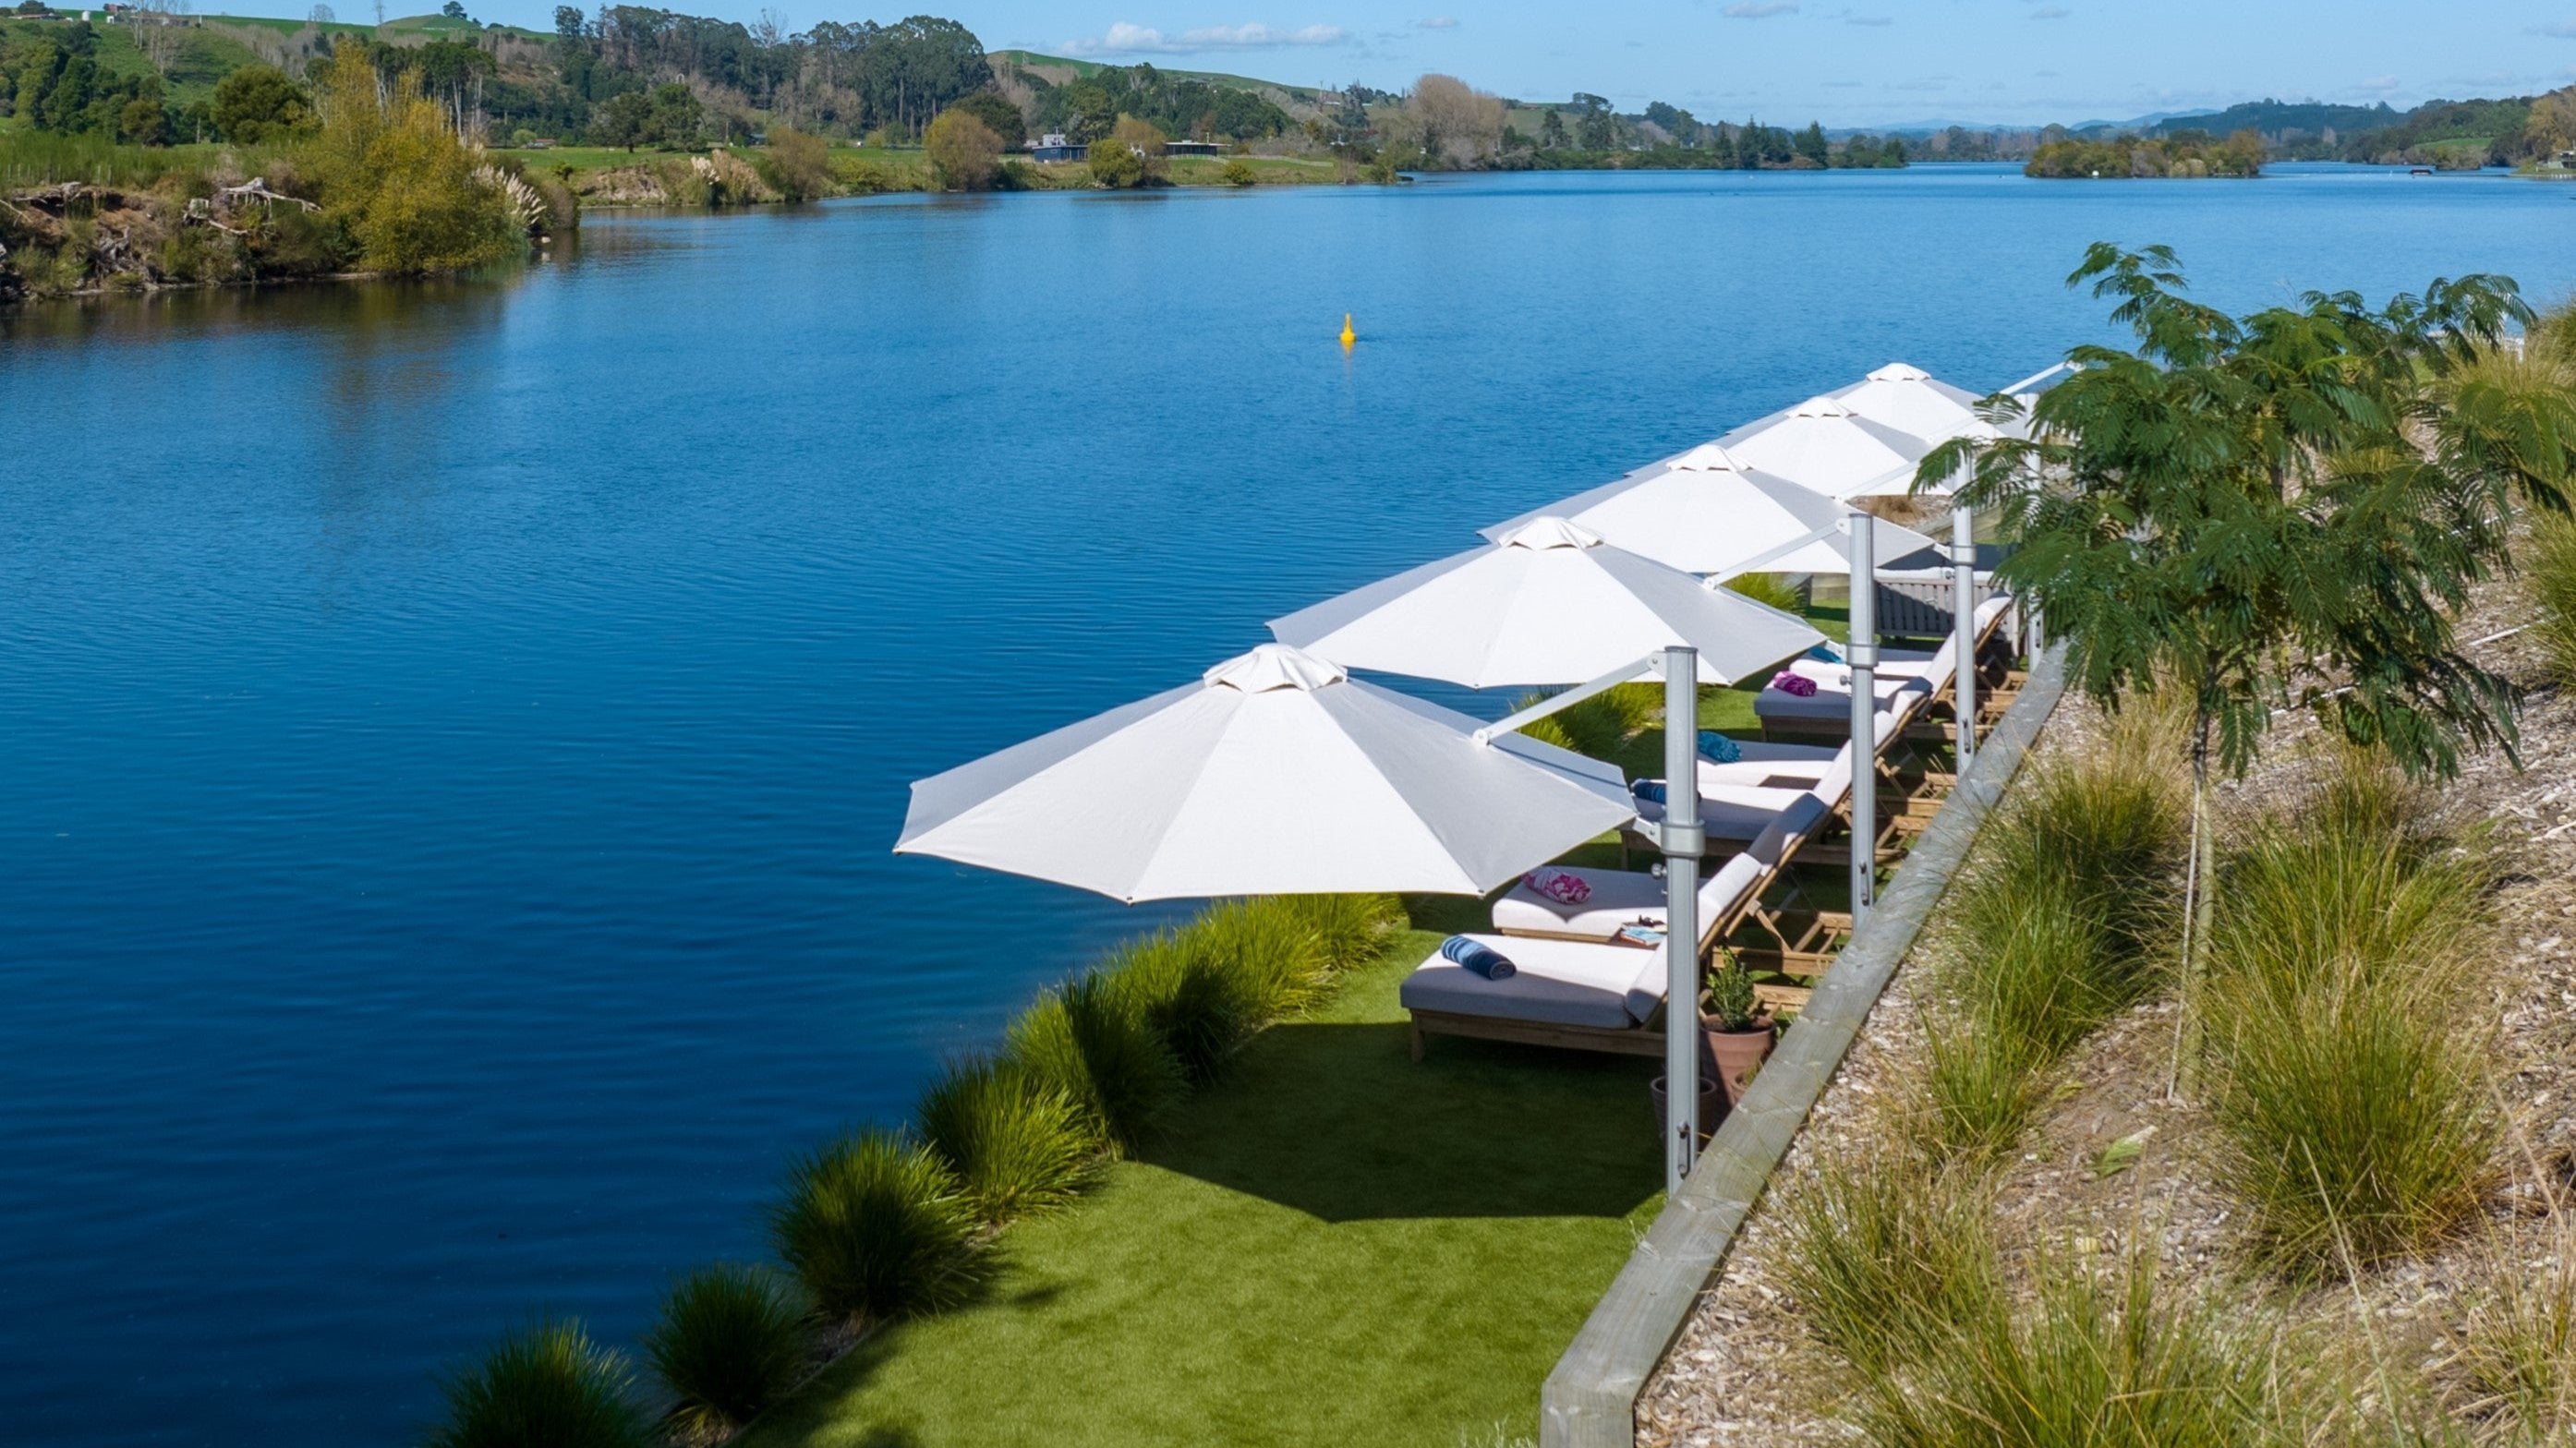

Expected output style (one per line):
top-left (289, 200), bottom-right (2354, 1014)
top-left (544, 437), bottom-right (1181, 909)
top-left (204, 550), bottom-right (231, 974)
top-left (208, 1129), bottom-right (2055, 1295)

top-left (1482, 442), bottom-right (1940, 579)
top-left (1267, 515), bottom-right (1826, 689)
top-left (894, 644), bottom-right (1637, 903)
top-left (1716, 393), bottom-right (1939, 501)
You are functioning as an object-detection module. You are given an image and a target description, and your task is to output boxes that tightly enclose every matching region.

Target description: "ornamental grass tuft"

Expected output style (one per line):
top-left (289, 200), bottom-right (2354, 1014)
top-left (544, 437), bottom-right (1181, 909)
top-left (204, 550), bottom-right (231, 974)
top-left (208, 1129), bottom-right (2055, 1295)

top-left (1908, 1013), bottom-right (2050, 1165)
top-left (2202, 762), bottom-right (2500, 1273)
top-left (1721, 572), bottom-right (1807, 615)
top-left (916, 1053), bottom-right (1093, 1224)
top-left (1006, 972), bottom-right (1188, 1151)
top-left (1775, 1151), bottom-right (2000, 1376)
top-left (768, 1129), bottom-right (991, 1325)
top-left (425, 1318), bottom-right (651, 1448)
top-left (641, 1263), bottom-right (813, 1438)
top-left (1852, 1253), bottom-right (2339, 1448)
top-left (2535, 500), bottom-right (2576, 689)
top-left (2446, 1226), bottom-right (2576, 1435)
top-left (1105, 926), bottom-right (1270, 1086)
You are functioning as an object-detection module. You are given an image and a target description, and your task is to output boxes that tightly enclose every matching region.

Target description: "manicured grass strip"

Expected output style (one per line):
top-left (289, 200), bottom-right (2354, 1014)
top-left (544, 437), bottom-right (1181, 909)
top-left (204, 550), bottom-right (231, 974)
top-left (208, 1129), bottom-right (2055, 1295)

top-left (735, 937), bottom-right (1661, 1448)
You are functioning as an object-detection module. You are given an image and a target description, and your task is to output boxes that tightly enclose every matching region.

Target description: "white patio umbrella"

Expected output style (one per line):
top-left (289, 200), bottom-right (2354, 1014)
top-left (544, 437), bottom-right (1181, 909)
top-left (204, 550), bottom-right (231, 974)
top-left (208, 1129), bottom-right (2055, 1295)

top-left (1483, 442), bottom-right (1940, 580)
top-left (1267, 515), bottom-right (1826, 689)
top-left (1828, 362), bottom-right (1996, 441)
top-left (894, 643), bottom-right (1636, 903)
top-left (1716, 393), bottom-right (1940, 501)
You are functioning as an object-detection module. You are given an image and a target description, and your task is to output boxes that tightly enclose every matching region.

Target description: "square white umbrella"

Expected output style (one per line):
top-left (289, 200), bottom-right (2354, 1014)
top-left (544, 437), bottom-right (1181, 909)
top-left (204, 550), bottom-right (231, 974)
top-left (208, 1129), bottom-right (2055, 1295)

top-left (1715, 393), bottom-right (1940, 501)
top-left (1482, 441), bottom-right (1940, 580)
top-left (1266, 515), bottom-right (1826, 690)
top-left (894, 644), bottom-right (1638, 903)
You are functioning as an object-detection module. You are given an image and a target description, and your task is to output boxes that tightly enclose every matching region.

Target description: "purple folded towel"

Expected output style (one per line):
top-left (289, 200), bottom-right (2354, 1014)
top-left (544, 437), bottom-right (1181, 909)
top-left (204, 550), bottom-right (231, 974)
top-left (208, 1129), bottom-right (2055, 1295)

top-left (1440, 935), bottom-right (1516, 981)
top-left (1771, 670), bottom-right (1819, 698)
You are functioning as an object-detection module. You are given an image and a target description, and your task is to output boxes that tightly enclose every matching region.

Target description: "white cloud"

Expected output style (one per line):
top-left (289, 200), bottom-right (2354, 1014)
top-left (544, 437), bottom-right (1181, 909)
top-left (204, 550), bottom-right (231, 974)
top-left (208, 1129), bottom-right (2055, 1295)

top-left (2030, 5), bottom-right (2070, 17)
top-left (1416, 15), bottom-right (1458, 28)
top-left (1721, 2), bottom-right (1798, 17)
top-left (1067, 19), bottom-right (1351, 54)
top-left (2535, 17), bottom-right (2576, 37)
top-left (2351, 74), bottom-right (2402, 93)
top-left (1844, 13), bottom-right (1893, 25)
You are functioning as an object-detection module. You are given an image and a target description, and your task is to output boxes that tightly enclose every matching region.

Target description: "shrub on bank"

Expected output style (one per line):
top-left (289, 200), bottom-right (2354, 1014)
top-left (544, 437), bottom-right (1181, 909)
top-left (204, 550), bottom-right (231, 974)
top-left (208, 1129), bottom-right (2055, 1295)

top-left (426, 1318), bottom-right (651, 1448)
top-left (641, 1263), bottom-right (813, 1438)
top-left (1109, 927), bottom-right (1272, 1085)
top-left (916, 1053), bottom-right (1092, 1224)
top-left (768, 1130), bottom-right (990, 1324)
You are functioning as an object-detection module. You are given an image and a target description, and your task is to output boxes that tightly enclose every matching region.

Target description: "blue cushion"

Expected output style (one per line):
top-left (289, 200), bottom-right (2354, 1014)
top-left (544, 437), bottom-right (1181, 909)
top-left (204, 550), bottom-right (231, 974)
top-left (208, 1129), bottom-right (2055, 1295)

top-left (1630, 778), bottom-right (1667, 805)
top-left (1807, 643), bottom-right (1845, 663)
top-left (1439, 935), bottom-right (1517, 980)
top-left (1697, 730), bottom-right (1742, 763)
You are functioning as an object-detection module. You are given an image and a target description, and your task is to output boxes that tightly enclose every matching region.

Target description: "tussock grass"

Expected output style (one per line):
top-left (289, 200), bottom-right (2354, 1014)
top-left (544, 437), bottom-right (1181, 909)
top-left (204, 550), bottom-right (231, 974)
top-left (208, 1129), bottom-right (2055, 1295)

top-left (2446, 1227), bottom-right (2576, 1437)
top-left (426, 1318), bottom-right (650, 1448)
top-left (1905, 736), bottom-right (2187, 1163)
top-left (768, 1130), bottom-right (991, 1325)
top-left (2527, 509), bottom-right (2576, 688)
top-left (1852, 1254), bottom-right (2338, 1448)
top-left (1108, 928), bottom-right (1273, 1085)
top-left (2207, 959), bottom-right (2498, 1272)
top-left (1722, 572), bottom-right (1808, 615)
top-left (1909, 1014), bottom-right (2051, 1164)
top-left (915, 1055), bottom-right (1092, 1225)
top-left (2203, 756), bottom-right (2500, 1273)
top-left (1006, 973), bottom-right (1189, 1151)
top-left (641, 1264), bottom-right (813, 1438)
top-left (1775, 1152), bottom-right (2000, 1376)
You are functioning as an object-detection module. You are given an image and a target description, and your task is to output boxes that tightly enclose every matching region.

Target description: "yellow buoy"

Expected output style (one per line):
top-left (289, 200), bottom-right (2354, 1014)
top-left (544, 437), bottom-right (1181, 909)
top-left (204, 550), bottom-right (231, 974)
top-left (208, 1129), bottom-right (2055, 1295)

top-left (1339, 313), bottom-right (1357, 347)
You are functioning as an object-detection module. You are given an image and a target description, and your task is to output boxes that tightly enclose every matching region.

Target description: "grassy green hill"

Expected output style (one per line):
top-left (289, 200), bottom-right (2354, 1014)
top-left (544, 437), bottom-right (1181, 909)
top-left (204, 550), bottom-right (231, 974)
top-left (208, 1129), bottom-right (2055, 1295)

top-left (988, 48), bottom-right (1324, 103)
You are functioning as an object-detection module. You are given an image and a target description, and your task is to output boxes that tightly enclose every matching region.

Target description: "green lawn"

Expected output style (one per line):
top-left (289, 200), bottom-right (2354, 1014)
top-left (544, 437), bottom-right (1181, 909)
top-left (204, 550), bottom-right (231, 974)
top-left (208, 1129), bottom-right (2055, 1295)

top-left (737, 935), bottom-right (1662, 1448)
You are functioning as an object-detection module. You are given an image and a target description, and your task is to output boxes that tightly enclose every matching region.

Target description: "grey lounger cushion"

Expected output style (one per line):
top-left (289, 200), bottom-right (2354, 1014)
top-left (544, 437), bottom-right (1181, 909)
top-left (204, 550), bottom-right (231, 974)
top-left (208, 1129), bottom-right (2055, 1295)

top-left (1400, 933), bottom-right (1665, 1030)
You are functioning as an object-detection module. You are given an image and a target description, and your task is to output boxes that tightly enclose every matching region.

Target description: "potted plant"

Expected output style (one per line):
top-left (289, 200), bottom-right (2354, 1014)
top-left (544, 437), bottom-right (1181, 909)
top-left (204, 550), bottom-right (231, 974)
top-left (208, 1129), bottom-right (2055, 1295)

top-left (1701, 953), bottom-right (1774, 1107)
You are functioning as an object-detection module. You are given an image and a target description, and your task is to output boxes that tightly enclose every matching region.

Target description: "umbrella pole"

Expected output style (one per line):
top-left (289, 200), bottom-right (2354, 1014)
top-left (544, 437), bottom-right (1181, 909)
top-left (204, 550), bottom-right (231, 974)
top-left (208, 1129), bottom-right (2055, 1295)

top-left (1953, 503), bottom-right (1977, 767)
top-left (1663, 645), bottom-right (1704, 1195)
top-left (1847, 511), bottom-right (1877, 924)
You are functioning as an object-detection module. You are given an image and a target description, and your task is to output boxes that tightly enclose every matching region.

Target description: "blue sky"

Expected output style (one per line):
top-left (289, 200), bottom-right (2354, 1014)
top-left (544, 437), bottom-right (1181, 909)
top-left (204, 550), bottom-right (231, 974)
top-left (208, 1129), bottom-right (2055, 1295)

top-left (267, 0), bottom-right (2576, 126)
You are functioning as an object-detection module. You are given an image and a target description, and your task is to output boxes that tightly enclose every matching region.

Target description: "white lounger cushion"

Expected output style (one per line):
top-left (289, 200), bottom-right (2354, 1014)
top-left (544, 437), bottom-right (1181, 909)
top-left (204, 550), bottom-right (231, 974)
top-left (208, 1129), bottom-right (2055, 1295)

top-left (1491, 851), bottom-right (1768, 943)
top-left (1400, 933), bottom-right (1670, 1030)
top-left (1791, 637), bottom-right (1957, 691)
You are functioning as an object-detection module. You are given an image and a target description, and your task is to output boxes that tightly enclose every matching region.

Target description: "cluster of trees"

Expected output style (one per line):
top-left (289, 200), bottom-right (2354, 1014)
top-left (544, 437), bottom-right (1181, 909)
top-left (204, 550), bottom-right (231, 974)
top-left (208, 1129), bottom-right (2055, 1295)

top-left (0, 20), bottom-right (173, 142)
top-left (1016, 60), bottom-right (1291, 145)
top-left (1510, 102), bottom-right (1905, 170)
top-left (2142, 90), bottom-right (2576, 168)
top-left (2025, 127), bottom-right (2265, 178)
top-left (547, 7), bottom-right (988, 143)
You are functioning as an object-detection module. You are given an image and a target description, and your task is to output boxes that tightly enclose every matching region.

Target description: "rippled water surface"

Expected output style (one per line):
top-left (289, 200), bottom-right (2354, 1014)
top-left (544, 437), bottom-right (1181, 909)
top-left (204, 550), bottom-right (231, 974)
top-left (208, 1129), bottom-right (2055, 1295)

top-left (2, 164), bottom-right (2568, 1445)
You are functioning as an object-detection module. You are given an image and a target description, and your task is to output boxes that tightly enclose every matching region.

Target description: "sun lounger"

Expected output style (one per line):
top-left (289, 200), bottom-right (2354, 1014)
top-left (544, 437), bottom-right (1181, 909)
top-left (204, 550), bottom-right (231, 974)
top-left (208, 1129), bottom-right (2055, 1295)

top-left (1413, 763), bottom-right (1848, 1060)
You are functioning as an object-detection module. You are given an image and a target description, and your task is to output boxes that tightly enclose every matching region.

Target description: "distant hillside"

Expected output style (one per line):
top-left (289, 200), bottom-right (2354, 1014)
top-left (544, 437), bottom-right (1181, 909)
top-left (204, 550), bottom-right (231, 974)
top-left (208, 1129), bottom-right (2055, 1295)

top-left (2138, 98), bottom-right (2400, 141)
top-left (987, 48), bottom-right (1322, 103)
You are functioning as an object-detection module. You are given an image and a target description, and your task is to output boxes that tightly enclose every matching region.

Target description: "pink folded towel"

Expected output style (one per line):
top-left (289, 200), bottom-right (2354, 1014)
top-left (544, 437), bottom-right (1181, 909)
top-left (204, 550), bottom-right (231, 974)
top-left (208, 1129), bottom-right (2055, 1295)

top-left (1771, 670), bottom-right (1819, 698)
top-left (1522, 867), bottom-right (1592, 905)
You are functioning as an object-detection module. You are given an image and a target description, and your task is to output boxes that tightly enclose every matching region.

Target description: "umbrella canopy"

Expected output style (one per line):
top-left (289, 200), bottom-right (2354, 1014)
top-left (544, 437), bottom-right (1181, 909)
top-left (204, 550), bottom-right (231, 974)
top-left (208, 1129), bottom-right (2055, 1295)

top-left (1482, 442), bottom-right (1939, 579)
top-left (1716, 393), bottom-right (1939, 501)
top-left (1828, 362), bottom-right (1994, 441)
top-left (1269, 515), bottom-right (1825, 688)
top-left (894, 644), bottom-right (1636, 903)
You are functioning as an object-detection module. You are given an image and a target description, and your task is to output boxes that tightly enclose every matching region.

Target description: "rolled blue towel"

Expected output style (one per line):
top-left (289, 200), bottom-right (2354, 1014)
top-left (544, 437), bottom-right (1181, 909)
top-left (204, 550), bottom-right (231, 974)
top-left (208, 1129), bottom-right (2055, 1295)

top-left (1697, 730), bottom-right (1742, 763)
top-left (1630, 778), bottom-right (1668, 805)
top-left (1440, 935), bottom-right (1516, 981)
top-left (1806, 642), bottom-right (1845, 663)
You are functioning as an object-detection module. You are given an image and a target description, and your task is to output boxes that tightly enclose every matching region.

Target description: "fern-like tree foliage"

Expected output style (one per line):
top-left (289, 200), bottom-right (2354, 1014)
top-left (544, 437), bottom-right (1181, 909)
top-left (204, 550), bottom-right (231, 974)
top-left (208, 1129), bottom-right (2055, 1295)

top-left (1919, 243), bottom-right (2576, 1091)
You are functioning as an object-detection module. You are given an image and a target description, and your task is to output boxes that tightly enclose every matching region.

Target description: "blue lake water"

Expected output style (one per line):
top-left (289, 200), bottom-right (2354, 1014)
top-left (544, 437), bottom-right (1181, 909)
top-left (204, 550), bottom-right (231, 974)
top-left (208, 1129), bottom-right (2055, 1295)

top-left (1, 163), bottom-right (2569, 1445)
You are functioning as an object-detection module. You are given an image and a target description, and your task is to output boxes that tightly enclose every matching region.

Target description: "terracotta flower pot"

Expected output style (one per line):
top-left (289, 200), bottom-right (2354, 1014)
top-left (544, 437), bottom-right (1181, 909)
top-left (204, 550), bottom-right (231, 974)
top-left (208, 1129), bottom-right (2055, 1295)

top-left (1651, 1074), bottom-right (1719, 1147)
top-left (1701, 1015), bottom-right (1775, 1106)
